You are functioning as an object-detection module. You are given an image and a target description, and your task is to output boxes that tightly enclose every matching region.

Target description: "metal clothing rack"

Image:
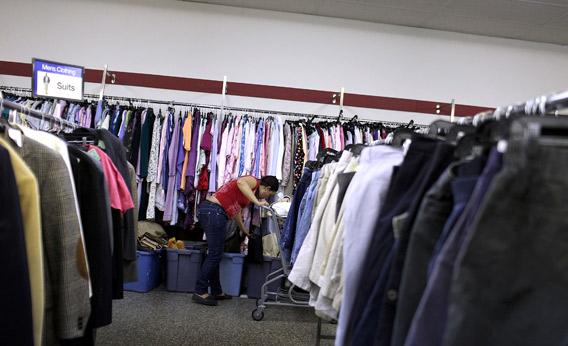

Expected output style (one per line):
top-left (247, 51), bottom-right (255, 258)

top-left (461, 89), bottom-right (568, 125)
top-left (0, 93), bottom-right (78, 129)
top-left (0, 86), bottom-right (429, 130)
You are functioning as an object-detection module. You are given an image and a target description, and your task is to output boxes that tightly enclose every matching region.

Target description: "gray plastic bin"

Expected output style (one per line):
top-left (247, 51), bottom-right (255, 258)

top-left (166, 248), bottom-right (203, 292)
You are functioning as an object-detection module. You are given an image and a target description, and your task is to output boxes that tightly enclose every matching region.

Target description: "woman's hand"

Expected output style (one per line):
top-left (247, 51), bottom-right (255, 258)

top-left (256, 200), bottom-right (270, 207)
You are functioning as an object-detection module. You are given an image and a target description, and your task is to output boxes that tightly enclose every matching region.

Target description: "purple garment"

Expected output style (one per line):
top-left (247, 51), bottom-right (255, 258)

top-left (405, 149), bottom-right (503, 346)
top-left (163, 114), bottom-right (182, 221)
top-left (176, 113), bottom-right (188, 211)
top-left (185, 110), bottom-right (201, 189)
top-left (161, 111), bottom-right (174, 188)
top-left (86, 105), bottom-right (93, 128)
top-left (209, 116), bottom-right (220, 192)
top-left (176, 113), bottom-right (187, 191)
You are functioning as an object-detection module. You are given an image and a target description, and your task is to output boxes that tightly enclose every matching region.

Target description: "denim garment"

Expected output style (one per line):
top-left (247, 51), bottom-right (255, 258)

top-left (291, 170), bottom-right (321, 265)
top-left (195, 201), bottom-right (229, 295)
top-left (280, 167), bottom-right (313, 263)
top-left (253, 120), bottom-right (264, 178)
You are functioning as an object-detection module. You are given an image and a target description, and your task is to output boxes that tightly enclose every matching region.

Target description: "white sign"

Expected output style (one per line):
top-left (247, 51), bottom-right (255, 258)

top-left (32, 58), bottom-right (84, 101)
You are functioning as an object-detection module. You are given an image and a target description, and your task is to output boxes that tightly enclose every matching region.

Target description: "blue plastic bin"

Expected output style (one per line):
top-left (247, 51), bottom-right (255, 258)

top-left (219, 253), bottom-right (245, 296)
top-left (124, 250), bottom-right (162, 293)
top-left (166, 248), bottom-right (204, 292)
top-left (246, 256), bottom-right (282, 299)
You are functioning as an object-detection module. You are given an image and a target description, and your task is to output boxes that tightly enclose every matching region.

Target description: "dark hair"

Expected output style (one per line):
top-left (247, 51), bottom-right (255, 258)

top-left (260, 176), bottom-right (279, 192)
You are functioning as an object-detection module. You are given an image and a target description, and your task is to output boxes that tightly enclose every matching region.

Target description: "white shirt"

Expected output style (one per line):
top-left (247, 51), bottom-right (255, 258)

top-left (275, 116), bottom-right (285, 180)
top-left (289, 151), bottom-right (352, 292)
top-left (313, 156), bottom-right (359, 321)
top-left (335, 146), bottom-right (404, 346)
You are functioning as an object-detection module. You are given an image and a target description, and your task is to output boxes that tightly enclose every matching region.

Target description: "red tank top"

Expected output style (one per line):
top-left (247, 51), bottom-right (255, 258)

top-left (214, 176), bottom-right (260, 218)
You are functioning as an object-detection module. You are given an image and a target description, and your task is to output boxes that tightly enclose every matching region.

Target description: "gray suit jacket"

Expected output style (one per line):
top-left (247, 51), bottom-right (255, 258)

top-left (15, 135), bottom-right (91, 343)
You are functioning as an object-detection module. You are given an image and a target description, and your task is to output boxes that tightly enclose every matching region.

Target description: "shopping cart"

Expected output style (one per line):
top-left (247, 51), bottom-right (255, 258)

top-left (251, 205), bottom-right (311, 322)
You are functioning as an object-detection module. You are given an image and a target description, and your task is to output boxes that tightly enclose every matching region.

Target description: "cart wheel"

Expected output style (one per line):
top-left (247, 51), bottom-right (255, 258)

top-left (252, 308), bottom-right (264, 321)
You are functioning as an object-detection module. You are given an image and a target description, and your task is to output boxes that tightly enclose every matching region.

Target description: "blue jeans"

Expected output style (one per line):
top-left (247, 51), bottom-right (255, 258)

top-left (280, 167), bottom-right (313, 262)
top-left (195, 201), bottom-right (228, 295)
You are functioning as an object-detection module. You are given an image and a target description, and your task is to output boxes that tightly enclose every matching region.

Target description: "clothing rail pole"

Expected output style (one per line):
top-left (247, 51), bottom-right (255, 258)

top-left (545, 90), bottom-right (568, 112)
top-left (221, 75), bottom-right (227, 120)
top-left (99, 64), bottom-right (108, 101)
top-left (450, 99), bottom-right (456, 123)
top-left (0, 86), bottom-right (429, 128)
top-left (467, 89), bottom-right (568, 124)
top-left (0, 97), bottom-right (77, 129)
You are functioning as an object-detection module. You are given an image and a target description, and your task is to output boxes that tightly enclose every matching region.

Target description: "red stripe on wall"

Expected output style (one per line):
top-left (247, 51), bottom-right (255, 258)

top-left (0, 60), bottom-right (493, 116)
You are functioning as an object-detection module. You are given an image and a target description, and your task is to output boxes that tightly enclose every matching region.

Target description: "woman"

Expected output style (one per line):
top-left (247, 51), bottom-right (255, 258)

top-left (192, 175), bottom-right (279, 306)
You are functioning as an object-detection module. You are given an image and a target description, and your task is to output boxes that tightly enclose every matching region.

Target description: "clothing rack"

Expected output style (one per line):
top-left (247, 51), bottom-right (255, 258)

top-left (0, 93), bottom-right (78, 129)
top-left (462, 89), bottom-right (568, 125)
top-left (0, 86), bottom-right (429, 130)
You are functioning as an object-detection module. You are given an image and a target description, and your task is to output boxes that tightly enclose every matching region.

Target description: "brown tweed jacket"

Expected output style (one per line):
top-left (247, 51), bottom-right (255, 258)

top-left (15, 135), bottom-right (91, 342)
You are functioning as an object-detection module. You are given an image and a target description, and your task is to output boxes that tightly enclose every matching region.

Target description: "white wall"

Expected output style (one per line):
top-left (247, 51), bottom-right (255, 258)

top-left (2, 0), bottom-right (568, 124)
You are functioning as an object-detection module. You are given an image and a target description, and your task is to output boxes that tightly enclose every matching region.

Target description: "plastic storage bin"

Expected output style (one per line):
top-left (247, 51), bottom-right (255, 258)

top-left (219, 253), bottom-right (245, 296)
top-left (124, 250), bottom-right (162, 293)
top-left (246, 256), bottom-right (282, 299)
top-left (166, 248), bottom-right (204, 292)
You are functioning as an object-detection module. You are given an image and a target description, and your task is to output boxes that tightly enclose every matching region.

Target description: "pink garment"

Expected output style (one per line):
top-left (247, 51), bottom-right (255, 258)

top-left (259, 120), bottom-right (266, 177)
top-left (224, 117), bottom-right (239, 184)
top-left (231, 118), bottom-right (243, 179)
top-left (336, 125), bottom-right (342, 150)
top-left (326, 128), bottom-right (332, 148)
top-left (88, 145), bottom-right (134, 214)
top-left (265, 120), bottom-right (273, 175)
top-left (261, 119), bottom-right (270, 177)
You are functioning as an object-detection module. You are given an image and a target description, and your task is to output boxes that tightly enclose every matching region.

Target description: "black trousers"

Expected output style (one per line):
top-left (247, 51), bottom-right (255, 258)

top-left (444, 138), bottom-right (568, 346)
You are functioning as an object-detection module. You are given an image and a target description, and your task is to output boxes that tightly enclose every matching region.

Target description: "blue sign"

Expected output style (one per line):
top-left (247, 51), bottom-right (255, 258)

top-left (32, 58), bottom-right (84, 101)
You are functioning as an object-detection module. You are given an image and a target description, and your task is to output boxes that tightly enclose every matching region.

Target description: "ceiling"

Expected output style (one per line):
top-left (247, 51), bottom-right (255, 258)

top-left (181, 0), bottom-right (568, 46)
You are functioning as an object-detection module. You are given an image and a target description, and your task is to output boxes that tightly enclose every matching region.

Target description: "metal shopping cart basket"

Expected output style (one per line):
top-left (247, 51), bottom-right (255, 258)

top-left (251, 204), bottom-right (311, 321)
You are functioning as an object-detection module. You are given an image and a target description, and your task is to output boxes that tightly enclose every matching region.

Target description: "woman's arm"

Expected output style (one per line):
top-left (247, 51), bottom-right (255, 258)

top-left (233, 210), bottom-right (250, 237)
top-left (236, 176), bottom-right (262, 205)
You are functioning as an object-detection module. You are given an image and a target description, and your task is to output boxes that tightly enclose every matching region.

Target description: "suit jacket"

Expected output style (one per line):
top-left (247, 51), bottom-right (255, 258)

top-left (71, 128), bottom-right (138, 296)
top-left (124, 162), bottom-right (139, 282)
top-left (14, 135), bottom-right (91, 342)
top-left (68, 145), bottom-right (113, 328)
top-left (0, 136), bottom-right (44, 346)
top-left (0, 146), bottom-right (34, 346)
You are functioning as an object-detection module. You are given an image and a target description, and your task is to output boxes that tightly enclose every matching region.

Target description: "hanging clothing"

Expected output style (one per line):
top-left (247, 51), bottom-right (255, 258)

top-left (0, 146), bottom-right (34, 346)
top-left (146, 112), bottom-right (163, 220)
top-left (68, 145), bottom-right (113, 329)
top-left (87, 145), bottom-right (134, 214)
top-left (163, 114), bottom-right (182, 222)
top-left (0, 137), bottom-right (44, 346)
